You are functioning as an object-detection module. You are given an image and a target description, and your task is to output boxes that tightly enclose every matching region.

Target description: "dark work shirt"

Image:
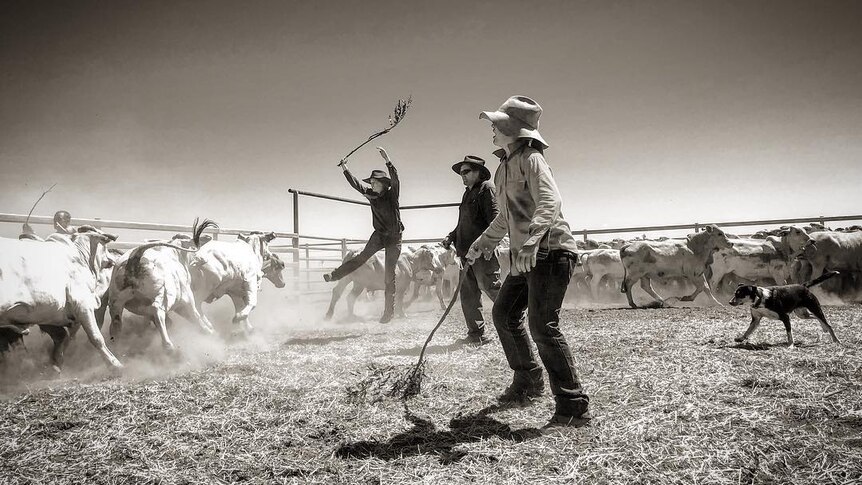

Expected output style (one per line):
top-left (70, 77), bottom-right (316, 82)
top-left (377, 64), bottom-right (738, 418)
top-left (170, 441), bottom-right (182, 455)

top-left (344, 162), bottom-right (403, 235)
top-left (447, 180), bottom-right (498, 257)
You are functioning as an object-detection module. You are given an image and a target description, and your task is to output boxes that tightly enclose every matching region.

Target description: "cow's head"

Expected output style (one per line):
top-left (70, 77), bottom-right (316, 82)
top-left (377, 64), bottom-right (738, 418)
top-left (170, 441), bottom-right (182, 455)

top-left (797, 239), bottom-right (819, 261)
top-left (411, 245), bottom-right (444, 275)
top-left (700, 225), bottom-right (732, 251)
top-left (777, 226), bottom-right (812, 257)
top-left (261, 253), bottom-right (286, 288)
top-left (73, 225), bottom-right (119, 295)
top-left (238, 231), bottom-right (277, 262)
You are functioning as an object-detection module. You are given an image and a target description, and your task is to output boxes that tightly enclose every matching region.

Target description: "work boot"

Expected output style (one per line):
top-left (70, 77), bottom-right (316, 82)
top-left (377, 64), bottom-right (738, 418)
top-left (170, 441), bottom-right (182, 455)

top-left (542, 411), bottom-right (592, 433)
top-left (379, 312), bottom-right (394, 324)
top-left (459, 334), bottom-right (492, 346)
top-left (497, 377), bottom-right (545, 404)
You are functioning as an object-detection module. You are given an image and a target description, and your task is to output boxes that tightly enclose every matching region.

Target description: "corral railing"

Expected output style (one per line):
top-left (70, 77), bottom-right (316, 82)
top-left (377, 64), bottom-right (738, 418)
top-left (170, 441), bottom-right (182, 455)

top-left (3, 205), bottom-right (862, 301)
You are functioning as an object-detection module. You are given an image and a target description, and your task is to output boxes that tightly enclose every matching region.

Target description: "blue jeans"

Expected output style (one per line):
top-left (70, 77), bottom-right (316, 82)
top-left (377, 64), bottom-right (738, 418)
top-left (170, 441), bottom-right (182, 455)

top-left (330, 231), bottom-right (401, 316)
top-left (491, 250), bottom-right (589, 416)
top-left (460, 257), bottom-right (502, 336)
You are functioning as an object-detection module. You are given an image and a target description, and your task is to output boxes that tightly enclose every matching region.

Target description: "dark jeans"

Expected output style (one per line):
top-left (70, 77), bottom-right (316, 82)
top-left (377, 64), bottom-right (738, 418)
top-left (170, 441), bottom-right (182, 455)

top-left (331, 230), bottom-right (402, 316)
top-left (491, 250), bottom-right (589, 416)
top-left (460, 256), bottom-right (502, 336)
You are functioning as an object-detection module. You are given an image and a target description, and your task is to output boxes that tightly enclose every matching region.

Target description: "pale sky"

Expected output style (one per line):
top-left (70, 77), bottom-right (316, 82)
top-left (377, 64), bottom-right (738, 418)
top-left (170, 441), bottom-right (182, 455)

top-left (2, 0), bottom-right (861, 242)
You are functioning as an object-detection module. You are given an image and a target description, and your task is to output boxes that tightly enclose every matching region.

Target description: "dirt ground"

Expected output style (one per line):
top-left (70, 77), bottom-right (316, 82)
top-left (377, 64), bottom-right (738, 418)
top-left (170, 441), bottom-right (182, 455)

top-left (1, 297), bottom-right (861, 484)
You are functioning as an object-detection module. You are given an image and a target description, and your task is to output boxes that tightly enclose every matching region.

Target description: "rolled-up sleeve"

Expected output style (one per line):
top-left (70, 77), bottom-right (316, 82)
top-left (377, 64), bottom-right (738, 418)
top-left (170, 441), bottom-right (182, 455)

top-left (386, 162), bottom-right (399, 200)
top-left (344, 170), bottom-right (371, 197)
top-left (522, 152), bottom-right (562, 248)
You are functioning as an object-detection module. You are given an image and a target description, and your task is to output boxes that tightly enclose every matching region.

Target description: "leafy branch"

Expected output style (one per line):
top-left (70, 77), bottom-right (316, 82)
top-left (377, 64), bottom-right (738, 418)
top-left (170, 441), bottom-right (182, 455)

top-left (337, 96), bottom-right (412, 166)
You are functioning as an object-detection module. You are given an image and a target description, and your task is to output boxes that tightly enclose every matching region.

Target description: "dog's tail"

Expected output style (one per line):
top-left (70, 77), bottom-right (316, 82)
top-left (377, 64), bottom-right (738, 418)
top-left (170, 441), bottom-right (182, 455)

top-left (803, 270), bottom-right (840, 288)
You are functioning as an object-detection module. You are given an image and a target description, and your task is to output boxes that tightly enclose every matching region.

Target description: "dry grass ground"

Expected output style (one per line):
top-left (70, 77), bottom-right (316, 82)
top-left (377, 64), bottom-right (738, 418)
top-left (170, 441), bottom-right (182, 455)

top-left (1, 301), bottom-right (861, 484)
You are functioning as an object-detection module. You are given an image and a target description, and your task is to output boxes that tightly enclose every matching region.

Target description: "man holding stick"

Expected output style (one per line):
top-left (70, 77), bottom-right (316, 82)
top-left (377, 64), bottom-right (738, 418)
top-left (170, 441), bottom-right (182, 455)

top-left (442, 155), bottom-right (501, 345)
top-left (466, 95), bottom-right (591, 429)
top-left (323, 147), bottom-right (403, 324)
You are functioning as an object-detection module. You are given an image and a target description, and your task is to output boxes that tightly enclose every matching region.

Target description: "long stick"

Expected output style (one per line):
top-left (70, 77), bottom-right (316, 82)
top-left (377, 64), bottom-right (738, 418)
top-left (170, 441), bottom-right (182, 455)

top-left (24, 183), bottom-right (57, 226)
top-left (337, 97), bottom-right (412, 167)
top-left (403, 263), bottom-right (470, 395)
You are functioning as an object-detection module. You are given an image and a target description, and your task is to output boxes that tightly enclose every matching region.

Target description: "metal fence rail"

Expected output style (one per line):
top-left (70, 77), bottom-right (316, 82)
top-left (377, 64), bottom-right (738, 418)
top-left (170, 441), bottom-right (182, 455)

top-left (3, 206), bottom-right (862, 301)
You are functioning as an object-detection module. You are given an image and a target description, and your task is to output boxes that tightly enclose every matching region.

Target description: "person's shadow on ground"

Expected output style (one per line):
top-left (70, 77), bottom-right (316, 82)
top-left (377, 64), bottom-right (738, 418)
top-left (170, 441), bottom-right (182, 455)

top-left (335, 404), bottom-right (542, 463)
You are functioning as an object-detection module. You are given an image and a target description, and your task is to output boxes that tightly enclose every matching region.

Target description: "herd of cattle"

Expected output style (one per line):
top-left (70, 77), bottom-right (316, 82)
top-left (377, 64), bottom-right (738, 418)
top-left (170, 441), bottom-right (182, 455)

top-left (1, 219), bottom-right (860, 374)
top-left (0, 219), bottom-right (286, 372)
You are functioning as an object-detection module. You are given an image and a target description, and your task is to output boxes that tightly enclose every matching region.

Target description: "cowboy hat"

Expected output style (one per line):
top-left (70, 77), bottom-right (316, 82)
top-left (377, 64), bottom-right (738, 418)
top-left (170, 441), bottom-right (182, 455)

top-left (480, 95), bottom-right (549, 149)
top-left (362, 169), bottom-right (391, 185)
top-left (451, 155), bottom-right (491, 181)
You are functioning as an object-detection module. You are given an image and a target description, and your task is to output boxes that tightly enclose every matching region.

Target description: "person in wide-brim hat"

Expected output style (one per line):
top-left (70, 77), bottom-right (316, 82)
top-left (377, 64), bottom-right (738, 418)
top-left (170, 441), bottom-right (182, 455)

top-left (442, 153), bottom-right (501, 346)
top-left (468, 95), bottom-right (592, 431)
top-left (450, 155), bottom-right (491, 181)
top-left (479, 95), bottom-right (549, 150)
top-left (362, 169), bottom-right (392, 185)
top-left (324, 147), bottom-right (404, 324)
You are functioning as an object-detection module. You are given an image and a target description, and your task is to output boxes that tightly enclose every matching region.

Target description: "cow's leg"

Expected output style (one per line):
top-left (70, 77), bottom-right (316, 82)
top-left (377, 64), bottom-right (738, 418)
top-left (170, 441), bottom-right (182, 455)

top-left (230, 288), bottom-right (257, 332)
top-left (639, 277), bottom-right (666, 307)
top-left (405, 281), bottom-right (421, 308)
top-left (193, 296), bottom-right (217, 333)
top-left (346, 284), bottom-right (364, 319)
top-left (589, 274), bottom-right (604, 301)
top-left (735, 314), bottom-right (762, 342)
top-left (435, 279), bottom-right (446, 309)
top-left (779, 313), bottom-right (794, 348)
top-left (621, 271), bottom-right (638, 308)
top-left (805, 299), bottom-right (840, 344)
top-left (151, 308), bottom-right (176, 352)
top-left (94, 290), bottom-right (110, 331)
top-left (699, 274), bottom-right (724, 306)
top-left (39, 325), bottom-right (71, 373)
top-left (325, 279), bottom-right (350, 320)
top-left (77, 309), bottom-right (123, 370)
top-left (108, 292), bottom-right (129, 340)
top-left (175, 299), bottom-right (215, 335)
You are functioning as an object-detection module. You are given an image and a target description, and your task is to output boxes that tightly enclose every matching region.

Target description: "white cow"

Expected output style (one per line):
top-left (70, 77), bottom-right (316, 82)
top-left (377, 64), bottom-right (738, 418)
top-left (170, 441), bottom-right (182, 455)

top-left (107, 220), bottom-right (218, 351)
top-left (581, 248), bottom-right (625, 300)
top-left (189, 231), bottom-right (283, 333)
top-left (620, 225), bottom-right (733, 308)
top-left (707, 238), bottom-right (793, 293)
top-left (0, 226), bottom-right (123, 370)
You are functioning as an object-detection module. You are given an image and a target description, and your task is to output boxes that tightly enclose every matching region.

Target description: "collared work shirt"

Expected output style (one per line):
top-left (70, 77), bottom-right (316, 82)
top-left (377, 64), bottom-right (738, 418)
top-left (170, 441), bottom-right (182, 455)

top-left (447, 180), bottom-right (498, 258)
top-left (344, 162), bottom-right (404, 235)
top-left (475, 142), bottom-right (578, 276)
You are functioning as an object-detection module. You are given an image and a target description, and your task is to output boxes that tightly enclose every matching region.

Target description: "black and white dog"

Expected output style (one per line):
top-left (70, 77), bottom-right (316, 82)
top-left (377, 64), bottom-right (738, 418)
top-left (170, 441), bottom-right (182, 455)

top-left (729, 271), bottom-right (841, 347)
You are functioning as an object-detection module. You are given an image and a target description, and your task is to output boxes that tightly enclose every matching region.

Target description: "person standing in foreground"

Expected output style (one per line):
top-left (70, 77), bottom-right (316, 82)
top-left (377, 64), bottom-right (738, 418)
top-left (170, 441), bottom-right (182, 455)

top-left (323, 147), bottom-right (403, 324)
top-left (442, 155), bottom-right (501, 345)
top-left (466, 95), bottom-right (591, 429)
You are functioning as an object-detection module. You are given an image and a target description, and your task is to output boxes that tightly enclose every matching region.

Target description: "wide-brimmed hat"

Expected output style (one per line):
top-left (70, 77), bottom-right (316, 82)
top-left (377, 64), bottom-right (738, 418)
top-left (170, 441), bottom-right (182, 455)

top-left (451, 155), bottom-right (491, 181)
top-left (362, 169), bottom-right (391, 185)
top-left (480, 95), bottom-right (549, 149)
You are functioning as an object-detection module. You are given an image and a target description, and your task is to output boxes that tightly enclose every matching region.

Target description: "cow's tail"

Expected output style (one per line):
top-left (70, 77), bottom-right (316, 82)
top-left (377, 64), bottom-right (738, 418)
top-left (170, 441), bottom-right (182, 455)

top-left (803, 270), bottom-right (840, 288)
top-left (126, 242), bottom-right (197, 280)
top-left (192, 217), bottom-right (219, 248)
